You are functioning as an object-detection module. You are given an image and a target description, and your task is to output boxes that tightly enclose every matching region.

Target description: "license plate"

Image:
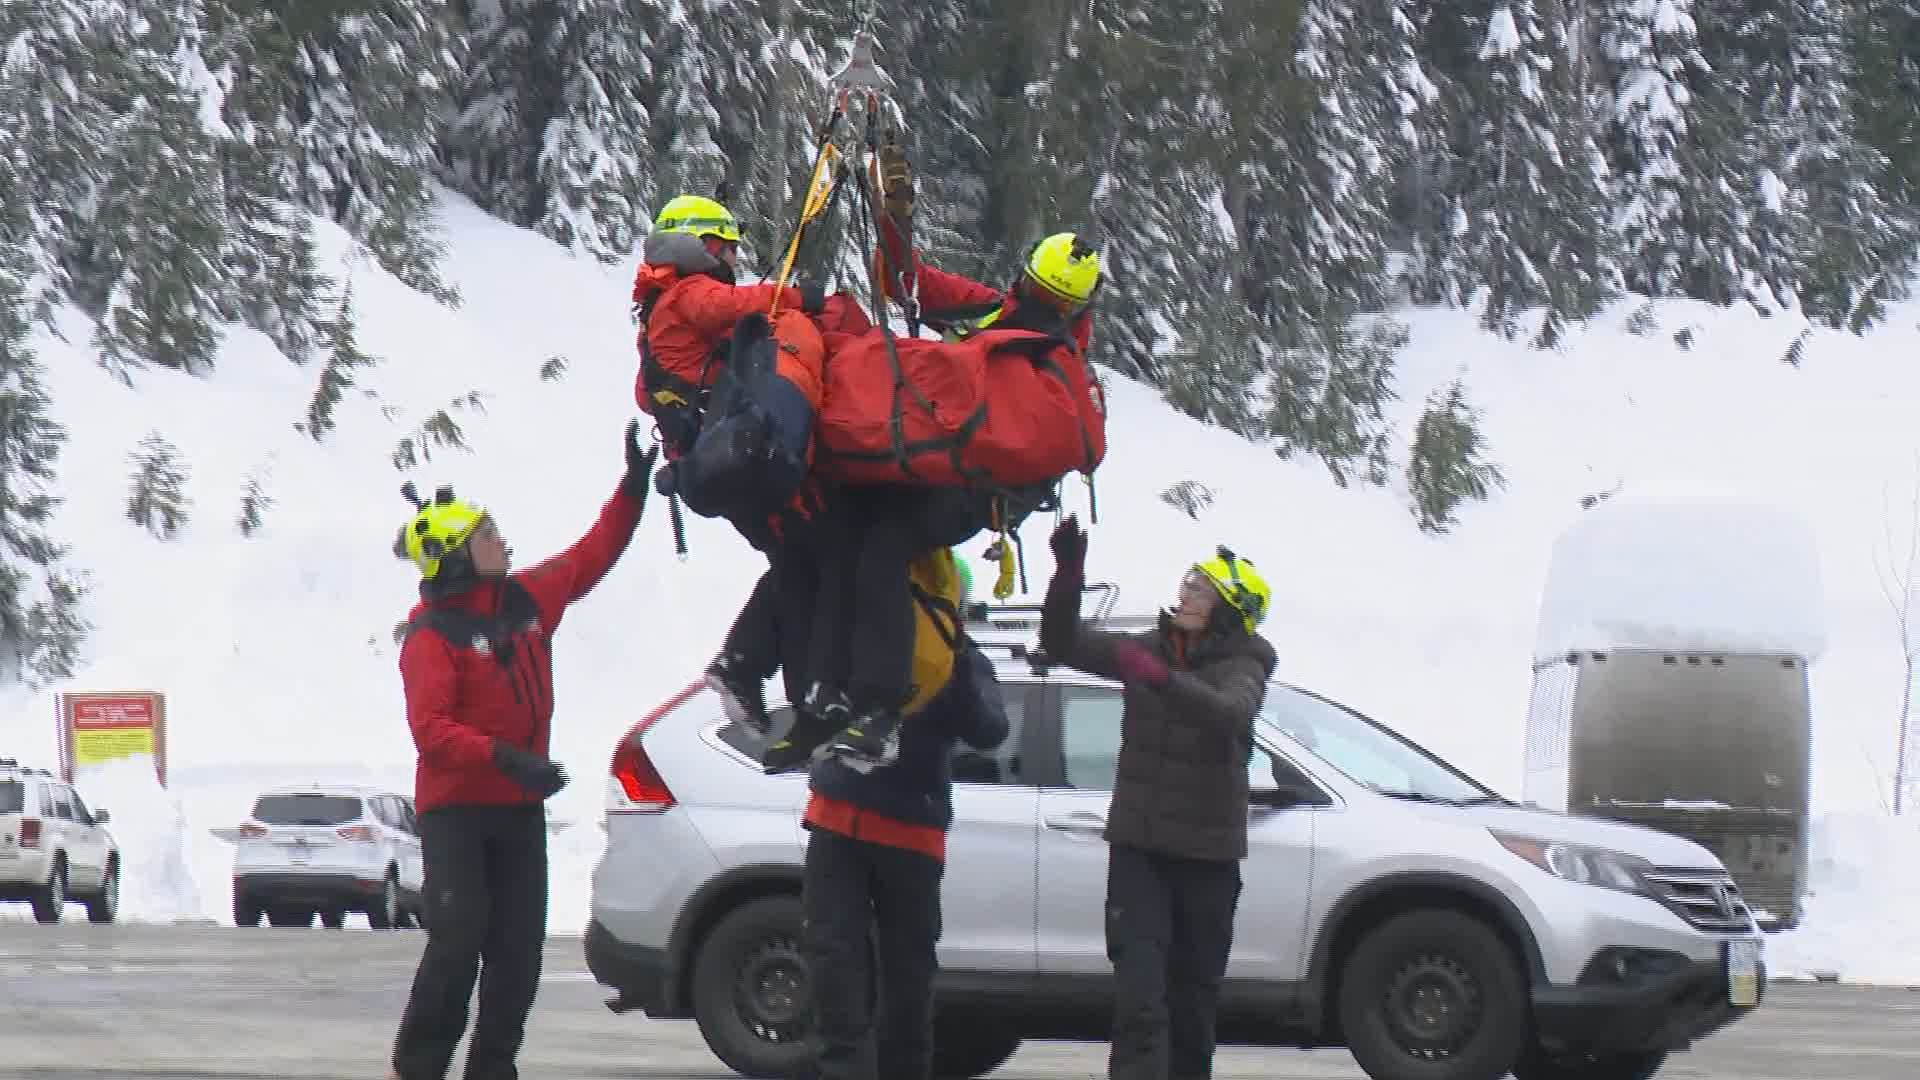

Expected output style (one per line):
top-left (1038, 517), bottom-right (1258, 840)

top-left (1726, 939), bottom-right (1761, 1006)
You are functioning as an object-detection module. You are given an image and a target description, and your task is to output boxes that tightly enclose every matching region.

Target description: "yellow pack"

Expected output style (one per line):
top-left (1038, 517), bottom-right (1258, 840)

top-left (900, 547), bottom-right (964, 717)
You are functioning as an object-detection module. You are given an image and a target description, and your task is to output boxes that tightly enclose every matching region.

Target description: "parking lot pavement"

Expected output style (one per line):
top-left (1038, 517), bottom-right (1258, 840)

top-left (1, 923), bottom-right (1916, 1079)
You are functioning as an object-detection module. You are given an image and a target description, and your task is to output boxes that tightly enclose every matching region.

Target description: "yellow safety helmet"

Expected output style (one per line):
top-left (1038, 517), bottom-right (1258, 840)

top-left (653, 194), bottom-right (741, 244)
top-left (1024, 231), bottom-right (1102, 307)
top-left (1193, 545), bottom-right (1271, 633)
top-left (393, 483), bottom-right (490, 580)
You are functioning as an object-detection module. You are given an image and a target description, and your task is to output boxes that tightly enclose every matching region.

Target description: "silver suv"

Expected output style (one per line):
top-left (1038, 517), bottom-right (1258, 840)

top-left (0, 759), bottom-right (120, 924)
top-left (212, 784), bottom-right (426, 929)
top-left (584, 608), bottom-right (1766, 1080)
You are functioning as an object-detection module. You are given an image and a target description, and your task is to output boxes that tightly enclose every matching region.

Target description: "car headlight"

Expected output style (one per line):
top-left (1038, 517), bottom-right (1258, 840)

top-left (1492, 831), bottom-right (1650, 894)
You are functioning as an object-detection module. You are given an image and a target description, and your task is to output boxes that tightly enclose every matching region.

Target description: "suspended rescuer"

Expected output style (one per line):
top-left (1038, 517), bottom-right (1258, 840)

top-left (783, 138), bottom-right (1108, 773)
top-left (1038, 515), bottom-right (1277, 1080)
top-left (629, 193), bottom-right (844, 738)
top-left (387, 422), bottom-right (658, 1080)
top-left (797, 552), bottom-right (1010, 1080)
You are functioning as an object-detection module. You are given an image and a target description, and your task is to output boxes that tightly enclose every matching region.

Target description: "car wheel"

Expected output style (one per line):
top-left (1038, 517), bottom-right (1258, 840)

top-left (267, 907), bottom-right (312, 928)
top-left (30, 857), bottom-right (66, 924)
top-left (1512, 1048), bottom-right (1669, 1080)
top-left (319, 908), bottom-right (346, 929)
top-left (1336, 908), bottom-right (1528, 1080)
top-left (368, 870), bottom-right (400, 930)
top-left (234, 897), bottom-right (263, 927)
top-left (691, 895), bottom-right (812, 1079)
top-left (86, 858), bottom-right (120, 924)
top-left (932, 1013), bottom-right (1022, 1078)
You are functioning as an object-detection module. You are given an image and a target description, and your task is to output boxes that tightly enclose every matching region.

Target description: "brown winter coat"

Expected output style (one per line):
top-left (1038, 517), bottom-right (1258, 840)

top-left (1039, 569), bottom-right (1279, 862)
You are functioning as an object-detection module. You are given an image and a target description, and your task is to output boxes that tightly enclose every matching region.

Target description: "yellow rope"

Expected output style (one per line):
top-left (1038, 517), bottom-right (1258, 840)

top-left (770, 143), bottom-right (843, 318)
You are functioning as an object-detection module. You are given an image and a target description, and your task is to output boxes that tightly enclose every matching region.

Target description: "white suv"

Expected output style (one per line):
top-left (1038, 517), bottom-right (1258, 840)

top-left (219, 784), bottom-right (426, 930)
top-left (583, 606), bottom-right (1766, 1080)
top-left (0, 759), bottom-right (120, 924)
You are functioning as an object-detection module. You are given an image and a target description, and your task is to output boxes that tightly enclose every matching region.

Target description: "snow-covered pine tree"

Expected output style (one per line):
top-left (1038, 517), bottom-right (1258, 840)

top-left (1040, 0), bottom-right (1220, 386)
top-left (201, 0), bottom-right (461, 305)
top-left (218, 144), bottom-right (332, 364)
top-left (76, 5), bottom-right (229, 378)
top-left (852, 0), bottom-right (1002, 281)
top-left (236, 468), bottom-right (274, 537)
top-left (1238, 0), bottom-right (1428, 346)
top-left (644, 0), bottom-right (791, 264)
top-left (1407, 378), bottom-right (1505, 533)
top-left (303, 282), bottom-right (380, 442)
top-left (1600, 0), bottom-right (1763, 307)
top-left (1732, 0), bottom-right (1916, 331)
top-left (2, 0), bottom-right (116, 304)
top-left (1265, 312), bottom-right (1405, 490)
top-left (442, 0), bottom-right (657, 263)
top-left (126, 432), bottom-right (192, 540)
top-left (1210, 0), bottom-right (1431, 485)
top-left (1451, 0), bottom-right (1617, 345)
top-left (1852, 2), bottom-right (1920, 197)
top-left (0, 117), bottom-right (87, 687)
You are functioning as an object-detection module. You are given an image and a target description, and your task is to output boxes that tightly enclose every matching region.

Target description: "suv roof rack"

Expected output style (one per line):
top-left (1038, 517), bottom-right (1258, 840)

top-left (964, 583), bottom-right (1159, 675)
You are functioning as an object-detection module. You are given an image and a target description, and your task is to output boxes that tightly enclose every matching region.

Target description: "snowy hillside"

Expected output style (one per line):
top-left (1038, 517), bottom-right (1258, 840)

top-left (6, 187), bottom-right (1920, 980)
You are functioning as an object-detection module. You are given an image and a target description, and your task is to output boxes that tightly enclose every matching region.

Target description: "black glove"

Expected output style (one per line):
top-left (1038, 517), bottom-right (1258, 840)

top-left (796, 279), bottom-right (827, 315)
top-left (492, 740), bottom-right (569, 799)
top-left (621, 419), bottom-right (660, 503)
top-left (1050, 513), bottom-right (1087, 577)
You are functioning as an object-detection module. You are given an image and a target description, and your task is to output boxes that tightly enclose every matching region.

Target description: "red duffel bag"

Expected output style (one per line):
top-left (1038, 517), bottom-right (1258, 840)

top-left (813, 324), bottom-right (1107, 488)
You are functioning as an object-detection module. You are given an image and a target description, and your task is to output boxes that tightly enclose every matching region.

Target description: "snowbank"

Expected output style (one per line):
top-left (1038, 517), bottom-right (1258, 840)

top-left (1532, 497), bottom-right (1828, 663)
top-left (1767, 812), bottom-right (1920, 986)
top-left (70, 755), bottom-right (205, 922)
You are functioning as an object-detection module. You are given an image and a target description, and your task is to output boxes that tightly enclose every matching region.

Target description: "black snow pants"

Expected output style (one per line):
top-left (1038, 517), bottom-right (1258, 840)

top-left (1105, 842), bottom-right (1244, 1080)
top-left (816, 485), bottom-right (996, 713)
top-left (720, 546), bottom-right (824, 708)
top-left (799, 826), bottom-right (945, 1080)
top-left (392, 804), bottom-right (548, 1080)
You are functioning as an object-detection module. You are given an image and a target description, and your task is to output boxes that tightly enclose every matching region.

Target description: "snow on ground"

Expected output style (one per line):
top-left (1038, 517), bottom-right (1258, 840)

top-left (2, 187), bottom-right (1920, 980)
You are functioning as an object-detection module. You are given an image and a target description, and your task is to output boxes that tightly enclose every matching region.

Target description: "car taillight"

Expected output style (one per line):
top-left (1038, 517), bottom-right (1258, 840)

top-left (238, 821), bottom-right (268, 838)
top-left (19, 818), bottom-right (40, 848)
top-left (608, 677), bottom-right (702, 813)
top-left (338, 825), bottom-right (376, 842)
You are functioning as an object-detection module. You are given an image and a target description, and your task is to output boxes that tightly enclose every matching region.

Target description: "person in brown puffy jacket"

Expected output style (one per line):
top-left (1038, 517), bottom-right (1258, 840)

top-left (1039, 515), bottom-right (1278, 1080)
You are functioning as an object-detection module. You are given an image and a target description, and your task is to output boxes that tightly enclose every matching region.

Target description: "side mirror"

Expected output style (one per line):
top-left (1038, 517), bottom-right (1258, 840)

top-left (92, 809), bottom-right (111, 824)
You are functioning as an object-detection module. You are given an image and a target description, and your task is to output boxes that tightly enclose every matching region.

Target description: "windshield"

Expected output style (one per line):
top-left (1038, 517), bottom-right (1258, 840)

top-left (1261, 685), bottom-right (1504, 805)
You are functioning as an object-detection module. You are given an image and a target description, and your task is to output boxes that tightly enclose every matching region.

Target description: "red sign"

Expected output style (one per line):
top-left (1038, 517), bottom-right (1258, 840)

top-left (57, 691), bottom-right (168, 787)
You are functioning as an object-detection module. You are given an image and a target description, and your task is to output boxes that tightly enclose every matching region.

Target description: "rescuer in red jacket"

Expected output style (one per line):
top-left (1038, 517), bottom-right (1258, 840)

top-left (387, 421), bottom-right (656, 1080)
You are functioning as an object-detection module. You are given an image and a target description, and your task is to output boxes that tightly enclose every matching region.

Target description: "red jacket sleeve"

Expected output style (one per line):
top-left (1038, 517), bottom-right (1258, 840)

top-left (666, 276), bottom-right (803, 341)
top-left (401, 631), bottom-right (495, 770)
top-left (516, 484), bottom-right (644, 629)
top-left (875, 215), bottom-right (1002, 314)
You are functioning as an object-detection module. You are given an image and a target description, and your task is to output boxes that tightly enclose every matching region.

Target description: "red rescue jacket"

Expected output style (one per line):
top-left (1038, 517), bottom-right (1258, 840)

top-left (397, 485), bottom-right (642, 812)
top-left (632, 264), bottom-right (804, 413)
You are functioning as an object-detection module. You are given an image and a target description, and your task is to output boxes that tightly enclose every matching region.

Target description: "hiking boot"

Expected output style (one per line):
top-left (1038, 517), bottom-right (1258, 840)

top-left (705, 652), bottom-right (770, 738)
top-left (761, 685), bottom-right (851, 774)
top-left (826, 708), bottom-right (902, 773)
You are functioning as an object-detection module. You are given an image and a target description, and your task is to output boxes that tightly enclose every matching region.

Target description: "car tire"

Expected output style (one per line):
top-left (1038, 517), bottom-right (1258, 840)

top-left (932, 1013), bottom-right (1022, 1078)
top-left (368, 869), bottom-right (400, 930)
top-left (234, 897), bottom-right (263, 927)
top-left (319, 908), bottom-right (346, 929)
top-left (86, 858), bottom-right (120, 924)
top-left (1512, 1048), bottom-right (1669, 1080)
top-left (30, 856), bottom-right (66, 924)
top-left (691, 894), bottom-right (812, 1079)
top-left (1336, 908), bottom-right (1528, 1080)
